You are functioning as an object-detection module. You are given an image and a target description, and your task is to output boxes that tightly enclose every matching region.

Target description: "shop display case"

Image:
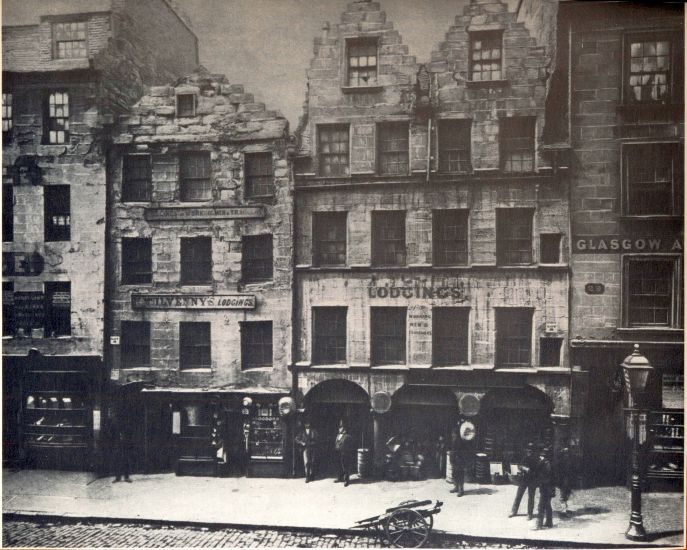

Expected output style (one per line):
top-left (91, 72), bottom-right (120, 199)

top-left (647, 410), bottom-right (683, 482)
top-left (247, 402), bottom-right (283, 477)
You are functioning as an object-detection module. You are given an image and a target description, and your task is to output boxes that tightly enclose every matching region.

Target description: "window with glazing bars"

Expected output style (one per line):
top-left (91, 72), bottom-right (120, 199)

top-left (180, 237), bottom-right (212, 285)
top-left (318, 125), bottom-right (349, 176)
top-left (626, 258), bottom-right (680, 327)
top-left (433, 307), bottom-right (469, 366)
top-left (245, 153), bottom-right (274, 197)
top-left (176, 93), bottom-right (196, 117)
top-left (44, 92), bottom-right (69, 144)
top-left (53, 21), bottom-right (87, 59)
top-left (121, 238), bottom-right (152, 285)
top-left (501, 117), bottom-right (535, 173)
top-left (438, 120), bottom-right (471, 173)
top-left (496, 208), bottom-right (532, 266)
top-left (372, 211), bottom-right (406, 266)
top-left (122, 155), bottom-right (152, 202)
top-left (45, 282), bottom-right (71, 337)
top-left (242, 234), bottom-right (273, 283)
top-left (179, 322), bottom-right (211, 370)
top-left (378, 122), bottom-right (409, 175)
top-left (180, 152), bottom-right (212, 201)
top-left (313, 211), bottom-right (347, 266)
top-left (627, 36), bottom-right (673, 103)
top-left (433, 209), bottom-right (468, 266)
top-left (44, 185), bottom-right (70, 242)
top-left (3, 185), bottom-right (13, 242)
top-left (623, 143), bottom-right (681, 216)
top-left (3, 93), bottom-right (12, 143)
top-left (3, 282), bottom-right (14, 336)
top-left (495, 308), bottom-right (532, 368)
top-left (347, 38), bottom-right (377, 87)
top-left (470, 31), bottom-right (502, 81)
top-left (371, 307), bottom-right (406, 365)
top-left (313, 307), bottom-right (347, 364)
top-left (241, 321), bottom-right (273, 369)
top-left (121, 321), bottom-right (151, 369)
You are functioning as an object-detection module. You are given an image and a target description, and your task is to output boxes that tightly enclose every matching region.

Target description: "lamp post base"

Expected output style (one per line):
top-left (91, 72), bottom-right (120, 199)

top-left (626, 522), bottom-right (647, 542)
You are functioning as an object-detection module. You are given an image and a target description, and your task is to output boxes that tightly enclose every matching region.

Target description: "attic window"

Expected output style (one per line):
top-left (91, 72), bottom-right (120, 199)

top-left (176, 93), bottom-right (196, 117)
top-left (347, 38), bottom-right (378, 87)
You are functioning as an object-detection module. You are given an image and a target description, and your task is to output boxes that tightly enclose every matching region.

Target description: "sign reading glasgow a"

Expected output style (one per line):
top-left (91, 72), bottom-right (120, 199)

top-left (132, 294), bottom-right (256, 309)
top-left (573, 236), bottom-right (683, 254)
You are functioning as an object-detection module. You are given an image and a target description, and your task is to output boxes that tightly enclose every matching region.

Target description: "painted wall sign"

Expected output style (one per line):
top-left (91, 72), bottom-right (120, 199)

top-left (144, 206), bottom-right (264, 221)
top-left (368, 284), bottom-right (469, 301)
top-left (573, 236), bottom-right (683, 254)
top-left (585, 283), bottom-right (605, 295)
top-left (14, 292), bottom-right (45, 330)
top-left (131, 293), bottom-right (256, 310)
top-left (2, 251), bottom-right (45, 276)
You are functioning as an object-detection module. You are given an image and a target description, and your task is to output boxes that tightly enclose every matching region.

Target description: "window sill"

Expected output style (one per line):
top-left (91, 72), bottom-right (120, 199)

top-left (310, 363), bottom-right (349, 369)
top-left (341, 85), bottom-right (384, 94)
top-left (179, 368), bottom-right (212, 373)
top-left (180, 283), bottom-right (213, 287)
top-left (494, 367), bottom-right (538, 373)
top-left (372, 364), bottom-right (409, 370)
top-left (241, 366), bottom-right (274, 371)
top-left (617, 327), bottom-right (683, 333)
top-left (121, 200), bottom-right (152, 204)
top-left (466, 79), bottom-right (509, 89)
top-left (241, 280), bottom-right (274, 286)
top-left (619, 214), bottom-right (682, 221)
top-left (121, 367), bottom-right (161, 372)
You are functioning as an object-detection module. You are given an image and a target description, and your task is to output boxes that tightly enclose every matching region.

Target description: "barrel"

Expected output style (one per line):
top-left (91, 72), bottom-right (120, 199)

top-left (475, 452), bottom-right (490, 484)
top-left (357, 448), bottom-right (372, 478)
top-left (445, 451), bottom-right (455, 484)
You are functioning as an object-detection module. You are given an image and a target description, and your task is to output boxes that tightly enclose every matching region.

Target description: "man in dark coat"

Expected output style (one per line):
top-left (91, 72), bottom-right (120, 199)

top-left (509, 442), bottom-right (538, 519)
top-left (449, 427), bottom-right (465, 497)
top-left (295, 420), bottom-right (319, 483)
top-left (334, 423), bottom-right (355, 486)
top-left (555, 446), bottom-right (574, 515)
top-left (111, 419), bottom-right (132, 483)
top-left (535, 447), bottom-right (554, 529)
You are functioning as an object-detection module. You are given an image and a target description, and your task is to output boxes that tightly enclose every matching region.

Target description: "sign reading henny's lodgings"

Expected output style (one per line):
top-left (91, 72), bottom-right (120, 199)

top-left (131, 294), bottom-right (256, 310)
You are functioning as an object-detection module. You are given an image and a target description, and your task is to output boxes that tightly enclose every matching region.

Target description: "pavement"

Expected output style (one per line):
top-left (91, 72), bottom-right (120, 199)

top-left (2, 468), bottom-right (684, 548)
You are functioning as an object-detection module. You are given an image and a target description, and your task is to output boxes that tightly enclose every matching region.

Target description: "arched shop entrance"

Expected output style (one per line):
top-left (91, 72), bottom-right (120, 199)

top-left (303, 379), bottom-right (371, 476)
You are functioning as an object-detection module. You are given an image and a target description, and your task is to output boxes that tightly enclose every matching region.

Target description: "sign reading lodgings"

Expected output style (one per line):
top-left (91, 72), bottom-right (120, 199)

top-left (132, 294), bottom-right (256, 310)
top-left (573, 235), bottom-right (683, 253)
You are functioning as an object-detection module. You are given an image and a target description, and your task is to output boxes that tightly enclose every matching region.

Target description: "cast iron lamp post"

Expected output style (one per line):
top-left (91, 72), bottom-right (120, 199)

top-left (621, 344), bottom-right (653, 542)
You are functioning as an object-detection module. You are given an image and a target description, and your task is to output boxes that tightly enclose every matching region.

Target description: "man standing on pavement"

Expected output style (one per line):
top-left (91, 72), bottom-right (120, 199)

top-left (295, 420), bottom-right (319, 483)
top-left (509, 442), bottom-right (538, 519)
top-left (449, 426), bottom-right (465, 497)
top-left (334, 422), bottom-right (354, 486)
top-left (111, 416), bottom-right (132, 483)
top-left (535, 447), bottom-right (554, 529)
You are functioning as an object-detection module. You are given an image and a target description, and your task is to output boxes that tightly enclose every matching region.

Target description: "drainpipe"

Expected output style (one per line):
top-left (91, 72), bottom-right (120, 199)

top-left (289, 152), bottom-right (299, 478)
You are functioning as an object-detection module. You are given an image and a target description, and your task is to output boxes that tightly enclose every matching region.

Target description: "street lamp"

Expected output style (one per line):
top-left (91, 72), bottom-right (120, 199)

top-left (621, 344), bottom-right (653, 542)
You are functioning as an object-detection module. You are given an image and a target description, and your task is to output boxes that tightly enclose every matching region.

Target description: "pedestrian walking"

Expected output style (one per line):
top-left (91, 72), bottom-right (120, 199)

top-left (295, 420), bottom-right (319, 483)
top-left (555, 446), bottom-right (574, 514)
top-left (449, 426), bottom-right (465, 497)
top-left (509, 442), bottom-right (538, 519)
top-left (534, 447), bottom-right (554, 529)
top-left (334, 422), bottom-right (355, 486)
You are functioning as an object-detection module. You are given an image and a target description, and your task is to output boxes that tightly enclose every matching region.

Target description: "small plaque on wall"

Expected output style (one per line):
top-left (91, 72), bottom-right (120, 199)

top-left (585, 283), bottom-right (605, 295)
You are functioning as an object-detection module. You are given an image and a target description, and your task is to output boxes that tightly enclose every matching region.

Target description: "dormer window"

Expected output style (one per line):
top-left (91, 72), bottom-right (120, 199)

top-left (176, 93), bottom-right (196, 117)
top-left (347, 38), bottom-right (378, 87)
top-left (53, 21), bottom-right (87, 59)
top-left (469, 31), bottom-right (503, 82)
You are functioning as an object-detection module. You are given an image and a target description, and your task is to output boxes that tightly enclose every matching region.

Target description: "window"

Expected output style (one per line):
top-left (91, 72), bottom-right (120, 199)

top-left (242, 234), bottom-right (273, 283)
top-left (45, 282), bottom-right (71, 337)
top-left (241, 321), bottom-right (273, 369)
top-left (501, 117), bottom-right (535, 173)
top-left (624, 257), bottom-right (681, 328)
top-left (438, 120), bottom-right (471, 173)
top-left (122, 155), bottom-right (152, 202)
top-left (313, 307), bottom-right (347, 364)
top-left (44, 185), bottom-right (70, 242)
top-left (245, 153), bottom-right (274, 198)
top-left (3, 185), bottom-right (13, 242)
top-left (176, 93), bottom-right (196, 117)
top-left (179, 322), bottom-right (211, 370)
top-left (496, 208), bottom-right (533, 266)
top-left (121, 321), bottom-right (151, 369)
top-left (540, 337), bottom-right (562, 367)
top-left (433, 209), bottom-right (468, 266)
top-left (318, 125), bottom-right (349, 176)
top-left (495, 308), bottom-right (532, 368)
top-left (121, 238), bottom-right (152, 285)
top-left (378, 122), bottom-right (409, 175)
top-left (540, 234), bottom-right (561, 264)
top-left (470, 31), bottom-right (503, 81)
top-left (313, 212), bottom-right (347, 266)
top-left (3, 92), bottom-right (12, 143)
top-left (371, 307), bottom-right (406, 365)
top-left (53, 21), bottom-right (87, 59)
top-left (180, 237), bottom-right (212, 285)
top-left (180, 152), bottom-right (212, 201)
top-left (3, 282), bottom-right (14, 336)
top-left (622, 143), bottom-right (682, 216)
top-left (44, 92), bottom-right (69, 144)
top-left (347, 38), bottom-right (377, 87)
top-left (625, 34), bottom-right (679, 104)
top-left (372, 211), bottom-right (406, 266)
top-left (433, 307), bottom-right (469, 366)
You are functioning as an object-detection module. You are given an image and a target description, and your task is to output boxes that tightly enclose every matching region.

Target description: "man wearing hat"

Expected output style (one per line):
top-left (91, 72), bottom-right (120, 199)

top-left (295, 420), bottom-right (319, 483)
top-left (535, 447), bottom-right (555, 529)
top-left (509, 442), bottom-right (538, 519)
top-left (334, 421), bottom-right (355, 486)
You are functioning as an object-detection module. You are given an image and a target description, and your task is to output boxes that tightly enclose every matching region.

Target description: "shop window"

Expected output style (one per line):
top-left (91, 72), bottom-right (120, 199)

top-left (317, 125), bottom-right (349, 176)
top-left (624, 256), bottom-right (681, 328)
top-left (378, 122), bottom-right (409, 176)
top-left (3, 92), bottom-right (12, 144)
top-left (242, 234), bottom-right (273, 283)
top-left (179, 152), bottom-right (211, 202)
top-left (245, 152), bottom-right (274, 198)
top-left (496, 208), bottom-right (533, 266)
top-left (121, 238), bottom-right (152, 285)
top-left (121, 321), bottom-right (151, 369)
top-left (44, 185), bottom-right (71, 242)
top-left (540, 233), bottom-right (561, 264)
top-left (241, 321), bottom-right (273, 370)
top-left (179, 322), bottom-right (211, 370)
top-left (500, 117), bottom-right (535, 173)
top-left (53, 21), bottom-right (87, 59)
top-left (313, 211), bottom-right (347, 266)
top-left (625, 32), bottom-right (681, 104)
top-left (176, 93), bottom-right (196, 117)
top-left (539, 337), bottom-right (562, 367)
top-left (622, 143), bottom-right (682, 216)
top-left (3, 185), bottom-right (13, 242)
top-left (372, 211), bottom-right (406, 267)
top-left (3, 282), bottom-right (14, 336)
top-left (433, 209), bottom-right (468, 266)
top-left (180, 237), bottom-right (212, 285)
top-left (122, 154), bottom-right (152, 202)
top-left (313, 307), bottom-right (347, 364)
top-left (347, 38), bottom-right (378, 87)
top-left (371, 307), bottom-right (406, 365)
top-left (44, 282), bottom-right (71, 337)
top-left (43, 92), bottom-right (69, 145)
top-left (470, 31), bottom-right (503, 82)
top-left (438, 119), bottom-right (471, 173)
top-left (495, 308), bottom-right (532, 368)
top-left (433, 307), bottom-right (469, 366)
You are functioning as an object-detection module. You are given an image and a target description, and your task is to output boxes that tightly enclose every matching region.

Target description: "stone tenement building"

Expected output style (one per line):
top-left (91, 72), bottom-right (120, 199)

top-left (557, 1), bottom-right (684, 486)
top-left (107, 72), bottom-right (293, 477)
top-left (292, 0), bottom-right (585, 476)
top-left (2, 0), bottom-right (198, 470)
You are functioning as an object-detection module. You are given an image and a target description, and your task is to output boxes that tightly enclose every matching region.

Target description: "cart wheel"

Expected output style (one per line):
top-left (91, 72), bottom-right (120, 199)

top-left (384, 508), bottom-right (430, 548)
